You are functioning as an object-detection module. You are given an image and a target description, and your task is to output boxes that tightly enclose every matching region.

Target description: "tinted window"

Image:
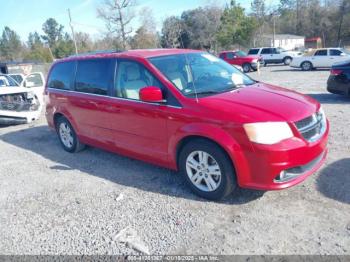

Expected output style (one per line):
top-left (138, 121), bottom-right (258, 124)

top-left (75, 59), bottom-right (112, 95)
top-left (315, 50), bottom-right (327, 56)
top-left (115, 60), bottom-right (161, 100)
top-left (25, 73), bottom-right (43, 87)
top-left (226, 53), bottom-right (235, 59)
top-left (248, 49), bottom-right (259, 55)
top-left (330, 49), bottom-right (342, 56)
top-left (219, 53), bottom-right (225, 59)
top-left (261, 48), bottom-right (271, 54)
top-left (48, 61), bottom-right (75, 90)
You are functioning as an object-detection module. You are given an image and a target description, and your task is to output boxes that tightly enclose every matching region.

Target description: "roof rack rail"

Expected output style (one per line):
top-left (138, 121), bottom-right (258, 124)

top-left (69, 49), bottom-right (125, 57)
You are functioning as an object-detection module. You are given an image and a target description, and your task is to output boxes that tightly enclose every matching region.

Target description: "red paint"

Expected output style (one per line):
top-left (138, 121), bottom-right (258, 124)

top-left (139, 86), bottom-right (164, 103)
top-left (219, 50), bottom-right (261, 67)
top-left (330, 69), bottom-right (343, 76)
top-left (45, 49), bottom-right (329, 191)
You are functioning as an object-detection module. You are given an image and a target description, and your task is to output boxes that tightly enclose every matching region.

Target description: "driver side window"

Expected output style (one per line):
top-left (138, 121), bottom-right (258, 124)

top-left (115, 60), bottom-right (163, 100)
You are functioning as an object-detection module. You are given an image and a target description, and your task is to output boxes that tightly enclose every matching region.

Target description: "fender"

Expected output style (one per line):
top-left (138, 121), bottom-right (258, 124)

top-left (168, 122), bottom-right (252, 187)
top-left (51, 104), bottom-right (80, 136)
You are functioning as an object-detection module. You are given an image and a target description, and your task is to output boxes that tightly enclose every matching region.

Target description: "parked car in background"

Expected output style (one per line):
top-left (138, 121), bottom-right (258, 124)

top-left (46, 49), bottom-right (328, 200)
top-left (0, 73), bottom-right (45, 125)
top-left (327, 60), bottom-right (350, 96)
top-left (219, 50), bottom-right (262, 73)
top-left (290, 48), bottom-right (350, 71)
top-left (248, 47), bottom-right (302, 65)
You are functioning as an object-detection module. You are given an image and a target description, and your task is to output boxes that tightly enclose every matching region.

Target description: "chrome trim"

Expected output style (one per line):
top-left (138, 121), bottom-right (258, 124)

top-left (47, 88), bottom-right (183, 109)
top-left (295, 110), bottom-right (327, 143)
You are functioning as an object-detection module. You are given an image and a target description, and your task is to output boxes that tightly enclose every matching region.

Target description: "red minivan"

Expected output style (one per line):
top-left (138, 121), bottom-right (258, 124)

top-left (45, 49), bottom-right (329, 200)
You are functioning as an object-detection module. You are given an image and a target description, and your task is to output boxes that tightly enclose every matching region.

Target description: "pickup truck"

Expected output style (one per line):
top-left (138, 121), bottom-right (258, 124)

top-left (219, 50), bottom-right (262, 73)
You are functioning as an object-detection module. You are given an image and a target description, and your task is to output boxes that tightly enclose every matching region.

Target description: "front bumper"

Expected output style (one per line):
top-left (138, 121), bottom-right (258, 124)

top-left (0, 110), bottom-right (41, 125)
top-left (251, 62), bottom-right (258, 70)
top-left (236, 122), bottom-right (329, 190)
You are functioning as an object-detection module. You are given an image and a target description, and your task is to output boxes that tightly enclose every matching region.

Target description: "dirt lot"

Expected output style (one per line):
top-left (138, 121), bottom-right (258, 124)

top-left (0, 65), bottom-right (349, 255)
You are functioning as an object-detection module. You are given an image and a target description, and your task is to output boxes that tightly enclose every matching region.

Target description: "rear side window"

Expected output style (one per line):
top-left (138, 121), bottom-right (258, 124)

top-left (75, 59), bottom-right (113, 95)
top-left (261, 48), bottom-right (271, 54)
top-left (48, 61), bottom-right (75, 90)
top-left (330, 49), bottom-right (342, 56)
top-left (315, 50), bottom-right (327, 56)
top-left (248, 49), bottom-right (259, 55)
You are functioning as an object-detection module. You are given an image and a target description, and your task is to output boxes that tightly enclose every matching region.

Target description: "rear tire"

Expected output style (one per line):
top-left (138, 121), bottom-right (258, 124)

top-left (301, 61), bottom-right (313, 71)
top-left (179, 139), bottom-right (237, 200)
top-left (283, 56), bottom-right (292, 65)
top-left (56, 117), bottom-right (85, 153)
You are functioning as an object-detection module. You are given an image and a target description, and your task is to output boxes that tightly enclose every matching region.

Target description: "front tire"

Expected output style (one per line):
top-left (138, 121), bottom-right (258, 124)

top-left (56, 117), bottom-right (85, 153)
top-left (179, 139), bottom-right (237, 200)
top-left (242, 63), bottom-right (251, 73)
top-left (283, 56), bottom-right (292, 65)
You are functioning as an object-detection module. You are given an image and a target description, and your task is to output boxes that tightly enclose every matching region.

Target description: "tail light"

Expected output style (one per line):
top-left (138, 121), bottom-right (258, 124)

top-left (330, 69), bottom-right (343, 76)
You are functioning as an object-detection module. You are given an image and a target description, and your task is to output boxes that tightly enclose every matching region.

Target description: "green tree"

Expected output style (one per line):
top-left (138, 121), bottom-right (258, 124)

top-left (24, 31), bottom-right (52, 62)
top-left (41, 18), bottom-right (64, 48)
top-left (0, 27), bottom-right (23, 60)
top-left (216, 1), bottom-right (257, 48)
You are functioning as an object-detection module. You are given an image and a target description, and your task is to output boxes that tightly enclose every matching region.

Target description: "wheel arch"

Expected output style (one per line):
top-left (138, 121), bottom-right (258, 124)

top-left (300, 60), bottom-right (313, 68)
top-left (169, 123), bottom-right (250, 186)
top-left (52, 110), bottom-right (79, 135)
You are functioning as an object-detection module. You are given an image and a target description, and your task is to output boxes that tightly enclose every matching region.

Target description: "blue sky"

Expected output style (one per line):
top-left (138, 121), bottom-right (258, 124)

top-left (0, 0), bottom-right (277, 42)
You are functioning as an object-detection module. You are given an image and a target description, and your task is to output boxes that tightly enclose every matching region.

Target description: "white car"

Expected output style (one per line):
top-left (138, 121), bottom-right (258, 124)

top-left (290, 48), bottom-right (350, 71)
top-left (0, 73), bottom-right (45, 125)
top-left (248, 47), bottom-right (302, 65)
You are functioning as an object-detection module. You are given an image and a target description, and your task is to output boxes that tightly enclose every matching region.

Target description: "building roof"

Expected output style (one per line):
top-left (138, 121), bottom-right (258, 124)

top-left (262, 34), bottom-right (305, 40)
top-left (305, 37), bottom-right (322, 42)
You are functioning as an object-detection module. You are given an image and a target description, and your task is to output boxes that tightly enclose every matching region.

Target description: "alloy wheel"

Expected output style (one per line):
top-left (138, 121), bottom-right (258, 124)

top-left (59, 122), bottom-right (74, 149)
top-left (185, 150), bottom-right (222, 192)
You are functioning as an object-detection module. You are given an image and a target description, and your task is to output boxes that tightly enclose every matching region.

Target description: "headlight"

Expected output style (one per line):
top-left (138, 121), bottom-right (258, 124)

top-left (252, 59), bottom-right (258, 63)
top-left (26, 91), bottom-right (35, 99)
top-left (243, 122), bottom-right (294, 145)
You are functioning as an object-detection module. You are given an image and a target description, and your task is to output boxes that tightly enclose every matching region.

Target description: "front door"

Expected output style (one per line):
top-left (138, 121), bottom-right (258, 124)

top-left (107, 59), bottom-right (169, 164)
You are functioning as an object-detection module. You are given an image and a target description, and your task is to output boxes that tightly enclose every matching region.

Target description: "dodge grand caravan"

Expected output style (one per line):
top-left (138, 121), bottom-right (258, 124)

top-left (45, 49), bottom-right (329, 200)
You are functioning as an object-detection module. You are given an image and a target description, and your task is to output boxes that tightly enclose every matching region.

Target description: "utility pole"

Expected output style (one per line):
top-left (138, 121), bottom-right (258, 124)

top-left (68, 9), bottom-right (78, 55)
top-left (273, 15), bottom-right (276, 47)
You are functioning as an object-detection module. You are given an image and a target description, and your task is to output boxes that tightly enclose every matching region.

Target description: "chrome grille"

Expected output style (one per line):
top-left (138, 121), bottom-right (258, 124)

top-left (295, 110), bottom-right (326, 142)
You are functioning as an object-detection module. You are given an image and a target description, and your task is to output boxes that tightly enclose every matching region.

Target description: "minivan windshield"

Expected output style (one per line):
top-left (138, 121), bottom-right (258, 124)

top-left (149, 52), bottom-right (256, 97)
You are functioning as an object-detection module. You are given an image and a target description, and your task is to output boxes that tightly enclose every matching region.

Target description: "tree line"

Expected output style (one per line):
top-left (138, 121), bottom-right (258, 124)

top-left (0, 0), bottom-right (349, 63)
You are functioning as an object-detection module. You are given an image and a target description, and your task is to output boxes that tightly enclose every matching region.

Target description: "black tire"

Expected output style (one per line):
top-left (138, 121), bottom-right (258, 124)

top-left (56, 116), bottom-right (85, 153)
top-left (301, 61), bottom-right (313, 71)
top-left (283, 56), bottom-right (292, 65)
top-left (179, 139), bottom-right (237, 200)
top-left (242, 63), bottom-right (251, 73)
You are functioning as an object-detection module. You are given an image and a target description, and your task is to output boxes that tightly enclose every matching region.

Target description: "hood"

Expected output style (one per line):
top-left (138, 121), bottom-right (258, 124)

top-left (0, 87), bottom-right (31, 95)
top-left (198, 83), bottom-right (319, 123)
top-left (246, 55), bottom-right (261, 60)
top-left (283, 50), bottom-right (302, 57)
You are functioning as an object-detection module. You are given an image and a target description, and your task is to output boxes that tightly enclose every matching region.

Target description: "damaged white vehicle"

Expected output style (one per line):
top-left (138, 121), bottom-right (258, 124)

top-left (0, 73), bottom-right (45, 125)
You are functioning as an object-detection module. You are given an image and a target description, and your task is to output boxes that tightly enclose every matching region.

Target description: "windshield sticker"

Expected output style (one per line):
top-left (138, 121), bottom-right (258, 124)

top-left (231, 73), bottom-right (244, 85)
top-left (201, 53), bottom-right (220, 62)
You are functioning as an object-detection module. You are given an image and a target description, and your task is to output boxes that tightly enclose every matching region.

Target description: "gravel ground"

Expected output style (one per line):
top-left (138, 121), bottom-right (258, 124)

top-left (0, 65), bottom-right (349, 255)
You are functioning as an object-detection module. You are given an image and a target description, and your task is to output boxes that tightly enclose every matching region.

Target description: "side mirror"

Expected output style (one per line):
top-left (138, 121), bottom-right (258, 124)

top-left (139, 86), bottom-right (166, 103)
